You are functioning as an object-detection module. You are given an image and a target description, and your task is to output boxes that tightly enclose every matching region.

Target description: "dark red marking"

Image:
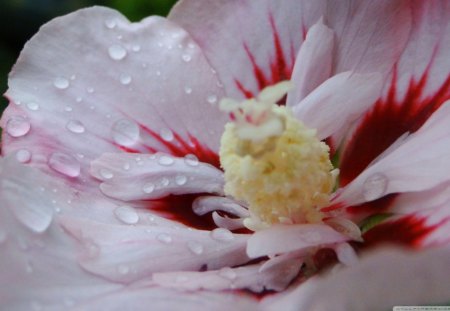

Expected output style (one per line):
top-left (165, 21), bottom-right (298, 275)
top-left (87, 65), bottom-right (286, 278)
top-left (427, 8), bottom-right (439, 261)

top-left (361, 215), bottom-right (439, 248)
top-left (234, 14), bottom-right (294, 99)
top-left (313, 247), bottom-right (338, 271)
top-left (140, 125), bottom-right (220, 169)
top-left (340, 65), bottom-right (450, 186)
top-left (346, 193), bottom-right (397, 216)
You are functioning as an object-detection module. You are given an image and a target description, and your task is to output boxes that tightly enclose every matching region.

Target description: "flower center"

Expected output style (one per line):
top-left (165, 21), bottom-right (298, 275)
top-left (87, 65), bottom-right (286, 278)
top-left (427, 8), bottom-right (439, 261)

top-left (219, 81), bottom-right (337, 230)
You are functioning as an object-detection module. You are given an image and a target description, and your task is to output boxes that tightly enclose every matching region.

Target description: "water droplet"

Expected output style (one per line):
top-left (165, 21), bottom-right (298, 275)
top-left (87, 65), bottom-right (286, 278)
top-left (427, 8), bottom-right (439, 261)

top-left (187, 241), bottom-right (203, 255)
top-left (6, 116), bottom-right (30, 137)
top-left (26, 102), bottom-right (39, 111)
top-left (182, 54), bottom-right (191, 62)
top-left (175, 175), bottom-right (187, 186)
top-left (76, 96), bottom-right (83, 103)
top-left (363, 173), bottom-right (388, 201)
top-left (184, 154), bottom-right (199, 166)
top-left (15, 149), bottom-right (32, 163)
top-left (184, 86), bottom-right (192, 94)
top-left (108, 44), bottom-right (127, 60)
top-left (120, 74), bottom-right (132, 85)
top-left (114, 205), bottom-right (139, 225)
top-left (131, 44), bottom-right (141, 52)
top-left (160, 128), bottom-right (174, 141)
top-left (70, 75), bottom-right (76, 80)
top-left (105, 18), bottom-right (117, 29)
top-left (158, 155), bottom-right (174, 166)
top-left (156, 233), bottom-right (172, 244)
top-left (87, 87), bottom-right (95, 94)
top-left (64, 106), bottom-right (73, 112)
top-left (99, 168), bottom-right (114, 180)
top-left (66, 120), bottom-right (85, 134)
top-left (122, 162), bottom-right (131, 170)
top-left (117, 264), bottom-right (130, 275)
top-left (207, 95), bottom-right (218, 104)
top-left (188, 43), bottom-right (195, 49)
top-left (85, 241), bottom-right (100, 258)
top-left (218, 267), bottom-right (237, 280)
top-left (143, 183), bottom-right (155, 194)
top-left (156, 70), bottom-right (161, 76)
top-left (53, 77), bottom-right (70, 89)
top-left (48, 152), bottom-right (81, 177)
top-left (210, 228), bottom-right (234, 242)
top-left (111, 119), bottom-right (140, 146)
top-left (160, 177), bottom-right (170, 187)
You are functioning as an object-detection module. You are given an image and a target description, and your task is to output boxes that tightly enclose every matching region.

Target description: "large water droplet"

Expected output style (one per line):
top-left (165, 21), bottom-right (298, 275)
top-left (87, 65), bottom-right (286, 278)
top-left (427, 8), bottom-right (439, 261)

top-left (158, 155), bottom-right (174, 166)
top-left (6, 116), bottom-right (31, 137)
top-left (111, 119), bottom-right (140, 146)
top-left (160, 128), bottom-right (174, 142)
top-left (99, 168), bottom-right (114, 179)
top-left (26, 102), bottom-right (39, 111)
top-left (156, 233), bottom-right (172, 244)
top-left (108, 44), bottom-right (127, 60)
top-left (66, 120), bottom-right (85, 134)
top-left (187, 241), bottom-right (203, 255)
top-left (53, 77), bottom-right (70, 89)
top-left (362, 173), bottom-right (388, 201)
top-left (184, 154), bottom-right (199, 166)
top-left (120, 74), bottom-right (132, 85)
top-left (143, 182), bottom-right (155, 194)
top-left (114, 205), bottom-right (139, 224)
top-left (210, 228), bottom-right (234, 242)
top-left (175, 175), bottom-right (187, 186)
top-left (48, 152), bottom-right (81, 177)
top-left (15, 149), bottom-right (32, 163)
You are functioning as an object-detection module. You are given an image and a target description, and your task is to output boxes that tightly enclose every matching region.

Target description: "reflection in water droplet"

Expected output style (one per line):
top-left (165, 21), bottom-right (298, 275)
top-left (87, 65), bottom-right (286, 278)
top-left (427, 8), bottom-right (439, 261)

top-left (158, 155), bottom-right (174, 166)
top-left (108, 45), bottom-right (127, 60)
top-left (120, 74), bottom-right (132, 85)
top-left (117, 264), bottom-right (130, 275)
top-left (104, 18), bottom-right (117, 29)
top-left (123, 162), bottom-right (131, 170)
top-left (48, 152), bottom-right (81, 177)
top-left (99, 168), bottom-right (114, 180)
top-left (362, 173), bottom-right (388, 201)
top-left (15, 149), bottom-right (32, 163)
top-left (53, 77), bottom-right (70, 89)
top-left (187, 241), bottom-right (203, 255)
top-left (207, 95), bottom-right (218, 104)
top-left (114, 205), bottom-right (139, 224)
top-left (182, 54), bottom-right (191, 62)
top-left (6, 116), bottom-right (31, 137)
top-left (66, 120), bottom-right (85, 134)
top-left (184, 86), bottom-right (192, 94)
top-left (175, 175), bottom-right (187, 186)
top-left (26, 102), bottom-right (39, 111)
top-left (111, 119), bottom-right (140, 146)
top-left (184, 154), bottom-right (199, 166)
top-left (218, 267), bottom-right (237, 280)
top-left (156, 233), bottom-right (172, 244)
top-left (160, 128), bottom-right (174, 142)
top-left (210, 228), bottom-right (234, 242)
top-left (143, 183), bottom-right (155, 194)
top-left (131, 44), bottom-right (141, 52)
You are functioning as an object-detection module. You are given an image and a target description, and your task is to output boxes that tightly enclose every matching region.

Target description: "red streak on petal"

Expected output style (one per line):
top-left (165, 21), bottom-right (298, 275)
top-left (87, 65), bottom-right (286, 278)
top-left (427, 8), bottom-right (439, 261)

top-left (235, 79), bottom-right (254, 99)
top-left (340, 66), bottom-right (450, 186)
top-left (362, 215), bottom-right (439, 248)
top-left (347, 193), bottom-right (397, 216)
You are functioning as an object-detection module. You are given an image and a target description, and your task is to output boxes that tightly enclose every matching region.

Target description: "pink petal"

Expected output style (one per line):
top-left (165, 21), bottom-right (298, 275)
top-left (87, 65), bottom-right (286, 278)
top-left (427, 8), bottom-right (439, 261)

top-left (247, 224), bottom-right (349, 258)
top-left (292, 71), bottom-right (383, 140)
top-left (60, 216), bottom-right (250, 283)
top-left (1, 7), bottom-right (225, 183)
top-left (336, 101), bottom-right (450, 207)
top-left (263, 247), bottom-right (450, 311)
top-left (91, 152), bottom-right (224, 201)
top-left (169, 0), bottom-right (410, 99)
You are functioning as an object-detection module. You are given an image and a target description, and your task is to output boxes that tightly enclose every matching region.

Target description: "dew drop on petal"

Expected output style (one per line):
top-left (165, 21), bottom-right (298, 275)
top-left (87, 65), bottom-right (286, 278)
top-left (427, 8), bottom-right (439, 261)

top-left (114, 205), bottom-right (139, 225)
top-left (120, 74), bottom-right (132, 85)
top-left (363, 173), bottom-right (388, 201)
top-left (207, 95), bottom-right (217, 104)
top-left (122, 162), bottom-right (131, 171)
top-left (117, 264), bottom-right (130, 275)
top-left (187, 241), bottom-right (203, 255)
top-left (15, 149), bottom-right (32, 163)
top-left (156, 233), bottom-right (172, 244)
top-left (218, 267), bottom-right (237, 280)
top-left (66, 120), bottom-right (85, 134)
top-left (99, 168), bottom-right (114, 180)
top-left (131, 44), bottom-right (141, 52)
top-left (160, 128), bottom-right (174, 142)
top-left (6, 116), bottom-right (30, 137)
top-left (104, 18), bottom-right (117, 29)
top-left (143, 182), bottom-right (155, 194)
top-left (26, 102), bottom-right (39, 111)
top-left (184, 154), bottom-right (199, 166)
top-left (182, 54), bottom-right (191, 62)
top-left (111, 119), bottom-right (140, 146)
top-left (48, 152), bottom-right (81, 177)
top-left (210, 228), bottom-right (234, 242)
top-left (64, 106), bottom-right (73, 112)
top-left (184, 86), bottom-right (192, 94)
top-left (53, 77), bottom-right (70, 89)
top-left (160, 177), bottom-right (170, 187)
top-left (175, 175), bottom-right (187, 186)
top-left (158, 155), bottom-right (174, 166)
top-left (108, 44), bottom-right (127, 60)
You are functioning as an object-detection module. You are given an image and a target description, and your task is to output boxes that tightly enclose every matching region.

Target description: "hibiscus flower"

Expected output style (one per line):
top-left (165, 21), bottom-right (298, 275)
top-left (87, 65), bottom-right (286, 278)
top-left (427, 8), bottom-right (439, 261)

top-left (1, 1), bottom-right (450, 310)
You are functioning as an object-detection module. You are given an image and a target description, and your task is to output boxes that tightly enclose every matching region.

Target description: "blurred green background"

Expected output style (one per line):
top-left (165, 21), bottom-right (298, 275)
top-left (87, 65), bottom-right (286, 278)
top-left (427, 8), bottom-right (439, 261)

top-left (0, 0), bottom-right (178, 112)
